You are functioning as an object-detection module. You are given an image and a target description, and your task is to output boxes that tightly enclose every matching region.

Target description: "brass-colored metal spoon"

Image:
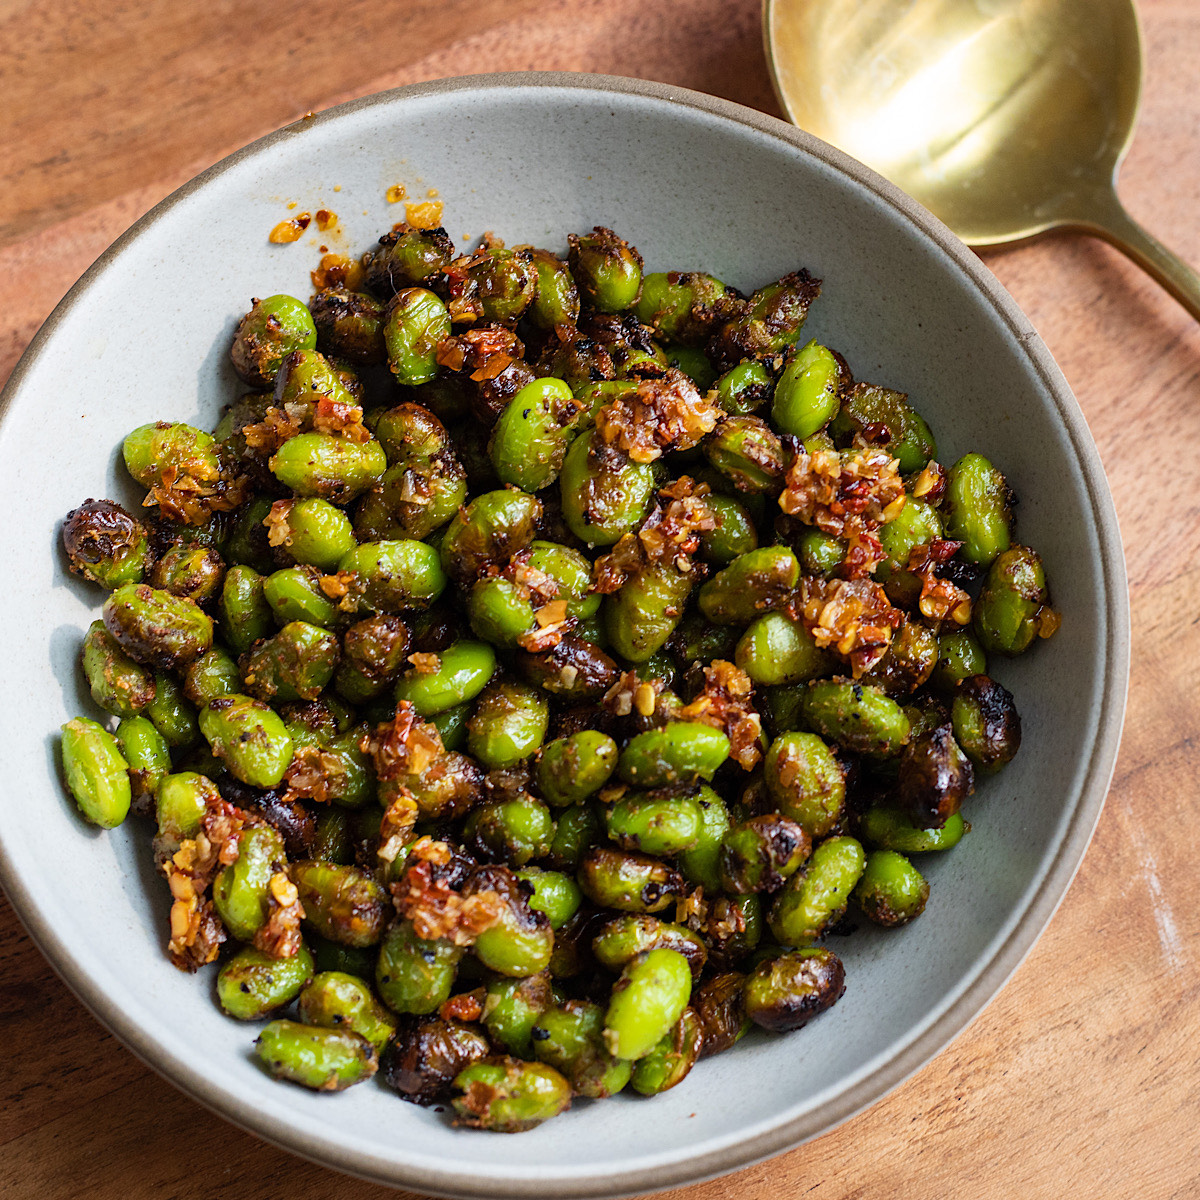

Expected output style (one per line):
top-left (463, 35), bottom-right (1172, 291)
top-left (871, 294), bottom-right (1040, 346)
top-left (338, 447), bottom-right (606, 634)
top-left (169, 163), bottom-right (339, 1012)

top-left (764, 0), bottom-right (1200, 319)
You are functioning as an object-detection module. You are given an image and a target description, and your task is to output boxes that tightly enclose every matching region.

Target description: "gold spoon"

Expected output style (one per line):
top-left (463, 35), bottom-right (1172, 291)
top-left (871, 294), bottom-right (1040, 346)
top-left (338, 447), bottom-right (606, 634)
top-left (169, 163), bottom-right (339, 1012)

top-left (764, 0), bottom-right (1200, 319)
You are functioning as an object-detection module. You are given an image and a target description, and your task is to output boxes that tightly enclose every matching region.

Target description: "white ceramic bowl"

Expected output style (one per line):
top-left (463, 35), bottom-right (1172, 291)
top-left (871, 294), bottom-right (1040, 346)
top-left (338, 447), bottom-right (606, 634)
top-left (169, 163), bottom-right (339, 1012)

top-left (0, 74), bottom-right (1127, 1197)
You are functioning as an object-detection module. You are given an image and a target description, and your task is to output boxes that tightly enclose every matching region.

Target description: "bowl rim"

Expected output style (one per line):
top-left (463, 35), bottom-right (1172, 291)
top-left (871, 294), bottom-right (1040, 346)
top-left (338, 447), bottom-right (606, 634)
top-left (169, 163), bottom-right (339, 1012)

top-left (0, 70), bottom-right (1129, 1199)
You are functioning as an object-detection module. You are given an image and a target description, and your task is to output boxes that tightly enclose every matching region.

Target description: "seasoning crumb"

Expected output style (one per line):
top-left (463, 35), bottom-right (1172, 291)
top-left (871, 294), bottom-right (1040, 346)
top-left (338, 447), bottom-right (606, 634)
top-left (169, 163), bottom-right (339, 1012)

top-left (333, 184), bottom-right (342, 192)
top-left (315, 209), bottom-right (337, 231)
top-left (427, 188), bottom-right (440, 198)
top-left (386, 184), bottom-right (407, 204)
top-left (287, 201), bottom-right (298, 210)
top-left (269, 214), bottom-right (311, 244)
top-left (405, 200), bottom-right (444, 229)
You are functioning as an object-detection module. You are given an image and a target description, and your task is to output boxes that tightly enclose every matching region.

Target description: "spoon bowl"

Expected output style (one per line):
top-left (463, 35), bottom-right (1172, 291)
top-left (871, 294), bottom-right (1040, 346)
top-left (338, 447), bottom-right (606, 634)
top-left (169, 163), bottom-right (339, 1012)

top-left (765, 0), bottom-right (1200, 318)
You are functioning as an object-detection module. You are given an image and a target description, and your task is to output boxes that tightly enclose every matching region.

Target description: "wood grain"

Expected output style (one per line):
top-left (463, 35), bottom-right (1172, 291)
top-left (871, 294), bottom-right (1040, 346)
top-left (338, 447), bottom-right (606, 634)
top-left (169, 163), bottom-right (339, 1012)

top-left (3, 1), bottom-right (1199, 1197)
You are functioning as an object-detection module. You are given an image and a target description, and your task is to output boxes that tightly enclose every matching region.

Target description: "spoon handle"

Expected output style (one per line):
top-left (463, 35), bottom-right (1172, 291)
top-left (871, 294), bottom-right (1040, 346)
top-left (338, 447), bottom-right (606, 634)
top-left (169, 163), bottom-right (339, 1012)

top-left (1081, 188), bottom-right (1200, 322)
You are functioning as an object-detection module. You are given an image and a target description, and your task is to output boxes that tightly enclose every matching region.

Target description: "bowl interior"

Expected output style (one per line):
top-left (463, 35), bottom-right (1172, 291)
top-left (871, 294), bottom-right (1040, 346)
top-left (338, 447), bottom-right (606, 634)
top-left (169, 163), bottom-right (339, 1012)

top-left (0, 75), bottom-right (1125, 1198)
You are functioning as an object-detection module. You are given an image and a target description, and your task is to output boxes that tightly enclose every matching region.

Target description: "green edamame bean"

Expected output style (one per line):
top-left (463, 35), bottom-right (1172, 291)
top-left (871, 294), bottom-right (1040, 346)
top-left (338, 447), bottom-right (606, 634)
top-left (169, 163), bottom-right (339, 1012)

top-left (772, 340), bottom-right (841, 438)
top-left (466, 680), bottom-right (548, 769)
top-left (224, 496), bottom-right (275, 575)
top-left (376, 919), bottom-right (464, 1015)
top-left (932, 630), bottom-right (988, 693)
top-left (802, 679), bottom-right (911, 758)
top-left (213, 824), bottom-right (287, 942)
top-left (452, 1057), bottom-right (572, 1132)
top-left (763, 683), bottom-right (807, 736)
top-left (664, 344), bottom-right (717, 390)
top-left (439, 487), bottom-right (543, 582)
top-left (81, 620), bottom-right (156, 718)
top-left (255, 1020), bottom-right (378, 1091)
top-left (262, 566), bottom-right (342, 629)
top-left (950, 674), bottom-right (1022, 773)
top-left (217, 942), bottom-right (314, 1020)
top-left (768, 836), bottom-right (866, 945)
top-left (714, 360), bottom-right (773, 415)
top-left (309, 931), bottom-right (375, 978)
top-left (569, 226), bottom-right (643, 312)
top-left (699, 495), bottom-right (758, 565)
top-left (154, 771), bottom-right (219, 852)
top-left (272, 347), bottom-right (360, 414)
top-left (605, 791), bottom-right (704, 856)
top-left (796, 528), bottom-right (845, 577)
top-left (527, 542), bottom-right (600, 618)
top-left (707, 270), bottom-right (821, 370)
top-left (944, 453), bottom-right (1012, 566)
top-left (366, 225), bottom-right (455, 295)
top-left (466, 575), bottom-right (538, 647)
top-left (370, 401), bottom-right (449, 463)
top-left (603, 948), bottom-right (692, 1061)
top-left (630, 1007), bottom-right (704, 1095)
top-left (974, 545), bottom-right (1052, 656)
top-left (735, 611), bottom-right (832, 687)
top-left (122, 422), bottom-right (223, 495)
top-left (384, 287), bottom-right (451, 385)
top-left (230, 294), bottom-right (317, 387)
top-left (219, 566), bottom-right (273, 655)
top-left (545, 802), bottom-right (603, 872)
top-left (877, 496), bottom-right (943, 588)
top-left (703, 415), bottom-right (786, 493)
top-left (617, 722), bottom-right (730, 787)
top-left (605, 561), bottom-right (694, 663)
top-left (854, 850), bottom-right (930, 927)
top-left (240, 621), bottom-right (340, 703)
top-left (102, 583), bottom-right (213, 671)
top-left (515, 869), bottom-right (582, 930)
top-left (532, 1000), bottom-right (632, 1099)
top-left (277, 498), bottom-right (356, 571)
top-left (115, 715), bottom-right (171, 798)
top-left (61, 499), bottom-right (151, 589)
top-left (291, 861), bottom-right (388, 947)
top-left (199, 694), bottom-right (293, 787)
top-left (719, 814), bottom-right (811, 894)
top-left (270, 432), bottom-right (387, 503)
top-left (829, 383), bottom-right (936, 473)
top-left (145, 672), bottom-right (199, 748)
top-left (310, 288), bottom-right (388, 364)
top-left (577, 847), bottom-right (684, 914)
top-left (698, 547), bottom-right (800, 626)
top-left (676, 787), bottom-right (730, 893)
top-left (636, 271), bottom-right (728, 345)
top-left (296, 971), bottom-right (397, 1049)
top-left (479, 973), bottom-right (553, 1058)
top-left (147, 543), bottom-right (225, 606)
top-left (591, 915), bottom-right (708, 981)
top-left (338, 539), bottom-right (447, 615)
top-left (527, 248), bottom-right (581, 330)
top-left (743, 947), bottom-right (845, 1032)
top-left (536, 731), bottom-right (619, 807)
top-left (310, 808), bottom-right (355, 866)
top-left (764, 732), bottom-right (846, 840)
top-left (468, 865), bottom-right (555, 977)
top-left (490, 377), bottom-right (581, 492)
top-left (60, 717), bottom-right (131, 828)
top-left (465, 796), bottom-right (555, 867)
top-left (859, 806), bottom-right (967, 853)
top-left (430, 701), bottom-right (471, 751)
top-left (559, 430), bottom-right (657, 547)
top-left (183, 646), bottom-right (241, 707)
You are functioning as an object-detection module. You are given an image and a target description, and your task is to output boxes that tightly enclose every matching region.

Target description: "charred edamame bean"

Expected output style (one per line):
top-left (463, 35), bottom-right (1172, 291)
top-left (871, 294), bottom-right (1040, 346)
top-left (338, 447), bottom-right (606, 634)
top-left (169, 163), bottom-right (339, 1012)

top-left (743, 947), bottom-right (845, 1031)
top-left (468, 865), bottom-right (555, 977)
top-left (489, 377), bottom-right (581, 492)
top-left (218, 942), bottom-right (314, 1020)
top-left (255, 1020), bottom-right (378, 1091)
top-left (569, 227), bottom-right (643, 313)
top-left (291, 861), bottom-right (389, 947)
top-left (719, 814), bottom-right (811, 894)
top-left (707, 270), bottom-right (821, 370)
top-left (950, 674), bottom-right (1022, 773)
top-left (466, 679), bottom-right (549, 769)
top-left (81, 620), bottom-right (156, 718)
top-left (62, 499), bottom-right (150, 588)
top-left (213, 824), bottom-right (287, 942)
top-left (768, 836), bottom-right (866, 945)
top-left (943, 453), bottom-right (1012, 566)
top-left (270, 433), bottom-right (387, 503)
top-left (854, 850), bottom-right (930, 927)
top-left (896, 723), bottom-right (974, 828)
top-left (703, 415), bottom-right (786, 493)
top-left (102, 584), bottom-right (213, 671)
top-left (240, 621), bottom-right (340, 703)
top-left (440, 488), bottom-right (543, 583)
top-left (452, 1057), bottom-right (572, 1132)
top-left (465, 795), bottom-right (554, 867)
top-left (829, 383), bottom-right (935, 473)
top-left (578, 847), bottom-right (684, 914)
top-left (698, 546), bottom-right (800, 626)
top-left (382, 1016), bottom-right (491, 1106)
top-left (735, 612), bottom-right (832, 686)
top-left (629, 1007), bottom-right (704, 1095)
top-left (591, 915), bottom-right (708, 981)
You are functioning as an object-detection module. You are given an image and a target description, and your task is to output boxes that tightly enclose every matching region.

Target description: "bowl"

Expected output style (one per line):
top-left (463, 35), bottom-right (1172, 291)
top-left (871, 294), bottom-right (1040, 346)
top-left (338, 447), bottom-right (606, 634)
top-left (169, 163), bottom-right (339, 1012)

top-left (0, 73), bottom-right (1128, 1197)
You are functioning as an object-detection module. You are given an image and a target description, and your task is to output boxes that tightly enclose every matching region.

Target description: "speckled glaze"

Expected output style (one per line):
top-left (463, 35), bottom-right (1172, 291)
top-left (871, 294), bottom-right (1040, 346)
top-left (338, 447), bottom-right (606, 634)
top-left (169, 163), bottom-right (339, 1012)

top-left (0, 74), bottom-right (1127, 1198)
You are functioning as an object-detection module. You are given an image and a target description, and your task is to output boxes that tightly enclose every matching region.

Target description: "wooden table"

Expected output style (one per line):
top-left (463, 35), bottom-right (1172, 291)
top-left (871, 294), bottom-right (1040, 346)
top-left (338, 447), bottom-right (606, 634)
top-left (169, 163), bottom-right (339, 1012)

top-left (3, 1), bottom-right (1198, 1196)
